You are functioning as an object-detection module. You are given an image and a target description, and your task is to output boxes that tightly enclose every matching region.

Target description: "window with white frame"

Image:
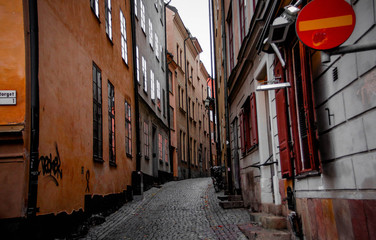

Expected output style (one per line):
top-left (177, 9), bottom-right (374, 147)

top-left (120, 10), bottom-right (128, 64)
top-left (149, 19), bottom-right (153, 49)
top-left (136, 46), bottom-right (140, 83)
top-left (125, 100), bottom-right (132, 157)
top-left (90, 0), bottom-right (99, 18)
top-left (142, 56), bottom-right (147, 92)
top-left (150, 70), bottom-right (155, 100)
top-left (141, 1), bottom-right (145, 32)
top-left (135, 0), bottom-right (138, 18)
top-left (155, 34), bottom-right (159, 59)
top-left (157, 80), bottom-right (161, 108)
top-left (105, 0), bottom-right (112, 40)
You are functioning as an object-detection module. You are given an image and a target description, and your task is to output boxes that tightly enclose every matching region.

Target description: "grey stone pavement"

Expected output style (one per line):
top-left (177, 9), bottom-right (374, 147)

top-left (80, 177), bottom-right (250, 240)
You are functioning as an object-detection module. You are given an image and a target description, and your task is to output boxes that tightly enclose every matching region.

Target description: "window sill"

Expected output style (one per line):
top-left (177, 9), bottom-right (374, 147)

top-left (91, 9), bottom-right (101, 23)
top-left (126, 153), bottom-right (132, 159)
top-left (122, 59), bottom-right (129, 68)
top-left (179, 107), bottom-right (186, 114)
top-left (107, 35), bottom-right (113, 45)
top-left (109, 161), bottom-right (117, 167)
top-left (295, 170), bottom-right (321, 179)
top-left (93, 157), bottom-right (104, 163)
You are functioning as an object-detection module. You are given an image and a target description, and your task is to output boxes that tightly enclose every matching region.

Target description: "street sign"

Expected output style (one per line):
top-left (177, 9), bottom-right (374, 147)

top-left (296, 0), bottom-right (356, 50)
top-left (0, 90), bottom-right (17, 105)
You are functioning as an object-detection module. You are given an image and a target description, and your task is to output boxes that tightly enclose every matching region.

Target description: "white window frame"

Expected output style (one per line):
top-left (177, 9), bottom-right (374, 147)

top-left (135, 0), bottom-right (138, 17)
top-left (136, 46), bottom-right (140, 83)
top-left (141, 1), bottom-right (145, 32)
top-left (155, 34), bottom-right (159, 60)
top-left (149, 19), bottom-right (154, 49)
top-left (151, 70), bottom-right (155, 100)
top-left (120, 10), bottom-right (128, 64)
top-left (142, 57), bottom-right (147, 92)
top-left (105, 0), bottom-right (112, 40)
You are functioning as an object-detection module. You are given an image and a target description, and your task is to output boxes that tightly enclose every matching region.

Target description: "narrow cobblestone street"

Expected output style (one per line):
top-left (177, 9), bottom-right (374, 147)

top-left (81, 178), bottom-right (250, 240)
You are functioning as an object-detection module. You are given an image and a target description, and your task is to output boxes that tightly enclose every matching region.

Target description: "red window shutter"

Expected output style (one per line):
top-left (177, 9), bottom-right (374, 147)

top-left (244, 108), bottom-right (251, 150)
top-left (250, 92), bottom-right (258, 146)
top-left (239, 110), bottom-right (245, 154)
top-left (275, 61), bottom-right (293, 178)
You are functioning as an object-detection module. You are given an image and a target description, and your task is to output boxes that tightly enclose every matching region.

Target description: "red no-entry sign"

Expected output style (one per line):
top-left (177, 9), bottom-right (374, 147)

top-left (296, 0), bottom-right (356, 50)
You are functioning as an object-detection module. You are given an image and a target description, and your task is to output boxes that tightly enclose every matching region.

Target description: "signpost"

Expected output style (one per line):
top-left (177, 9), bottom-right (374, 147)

top-left (0, 90), bottom-right (17, 105)
top-left (296, 0), bottom-right (356, 50)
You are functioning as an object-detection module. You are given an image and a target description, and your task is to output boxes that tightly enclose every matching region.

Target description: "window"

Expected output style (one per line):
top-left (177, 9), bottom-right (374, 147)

top-left (155, 34), bottom-right (159, 59)
top-left (149, 19), bottom-right (153, 49)
top-left (93, 63), bottom-right (103, 162)
top-left (194, 140), bottom-right (197, 165)
top-left (239, 92), bottom-right (258, 155)
top-left (105, 0), bottom-right (112, 40)
top-left (276, 41), bottom-right (320, 178)
top-left (165, 139), bottom-right (168, 163)
top-left (120, 10), bottom-right (128, 64)
top-left (90, 0), bottom-right (99, 18)
top-left (227, 10), bottom-right (234, 70)
top-left (142, 56), bottom-right (147, 92)
top-left (239, 0), bottom-right (246, 40)
top-left (157, 80), bottom-right (161, 109)
top-left (144, 122), bottom-right (149, 158)
top-left (176, 44), bottom-right (179, 66)
top-left (135, 0), bottom-right (138, 18)
top-left (158, 133), bottom-right (163, 161)
top-left (162, 89), bottom-right (166, 117)
top-left (125, 101), bottom-right (132, 157)
top-left (151, 70), bottom-right (155, 100)
top-left (108, 81), bottom-right (116, 164)
top-left (136, 46), bottom-right (140, 83)
top-left (141, 1), bottom-right (145, 32)
top-left (168, 70), bottom-right (173, 93)
top-left (170, 106), bottom-right (174, 130)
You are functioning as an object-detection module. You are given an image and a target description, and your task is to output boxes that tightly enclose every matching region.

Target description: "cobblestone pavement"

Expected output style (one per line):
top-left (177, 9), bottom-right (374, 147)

top-left (80, 178), bottom-right (250, 240)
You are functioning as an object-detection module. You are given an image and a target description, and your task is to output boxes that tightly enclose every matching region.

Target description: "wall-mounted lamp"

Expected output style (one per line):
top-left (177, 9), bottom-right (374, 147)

top-left (256, 78), bottom-right (291, 91)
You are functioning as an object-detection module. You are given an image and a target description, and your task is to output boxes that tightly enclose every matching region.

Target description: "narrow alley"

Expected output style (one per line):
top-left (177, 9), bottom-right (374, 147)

top-left (81, 178), bottom-right (249, 240)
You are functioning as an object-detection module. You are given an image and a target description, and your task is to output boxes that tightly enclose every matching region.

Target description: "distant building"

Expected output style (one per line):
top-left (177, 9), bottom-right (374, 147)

top-left (0, 0), bottom-right (135, 221)
top-left (166, 5), bottom-right (211, 179)
top-left (133, 0), bottom-right (170, 189)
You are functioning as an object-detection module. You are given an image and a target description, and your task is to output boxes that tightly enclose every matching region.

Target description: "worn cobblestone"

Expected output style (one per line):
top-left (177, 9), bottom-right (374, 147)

top-left (80, 178), bottom-right (250, 240)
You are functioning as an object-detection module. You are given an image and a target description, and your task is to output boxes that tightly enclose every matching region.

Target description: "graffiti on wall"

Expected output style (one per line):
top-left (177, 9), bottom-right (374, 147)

top-left (39, 144), bottom-right (62, 186)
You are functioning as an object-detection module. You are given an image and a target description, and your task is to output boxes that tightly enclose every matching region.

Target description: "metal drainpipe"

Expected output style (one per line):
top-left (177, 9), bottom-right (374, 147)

top-left (164, 0), bottom-right (172, 175)
top-left (210, 0), bottom-right (221, 167)
top-left (221, 0), bottom-right (233, 194)
top-left (27, 0), bottom-right (40, 218)
top-left (130, 0), bottom-right (141, 173)
top-left (184, 35), bottom-right (191, 178)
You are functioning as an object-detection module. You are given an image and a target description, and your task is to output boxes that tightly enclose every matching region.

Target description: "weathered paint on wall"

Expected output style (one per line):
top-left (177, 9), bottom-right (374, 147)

top-left (36, 0), bottom-right (135, 215)
top-left (0, 0), bottom-right (28, 219)
top-left (0, 0), bottom-right (26, 125)
top-left (296, 198), bottom-right (376, 240)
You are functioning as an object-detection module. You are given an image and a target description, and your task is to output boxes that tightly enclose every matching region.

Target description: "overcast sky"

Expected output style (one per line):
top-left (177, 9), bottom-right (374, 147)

top-left (169, 0), bottom-right (212, 76)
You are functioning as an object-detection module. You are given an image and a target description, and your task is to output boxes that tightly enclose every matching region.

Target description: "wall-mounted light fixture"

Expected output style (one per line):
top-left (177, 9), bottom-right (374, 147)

top-left (256, 78), bottom-right (291, 91)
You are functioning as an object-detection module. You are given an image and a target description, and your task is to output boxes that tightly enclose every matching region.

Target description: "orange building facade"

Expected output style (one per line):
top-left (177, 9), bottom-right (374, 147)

top-left (0, 0), bottom-right (136, 220)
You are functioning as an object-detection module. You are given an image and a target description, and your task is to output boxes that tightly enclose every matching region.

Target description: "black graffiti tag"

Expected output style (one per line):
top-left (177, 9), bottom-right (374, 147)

top-left (40, 144), bottom-right (62, 186)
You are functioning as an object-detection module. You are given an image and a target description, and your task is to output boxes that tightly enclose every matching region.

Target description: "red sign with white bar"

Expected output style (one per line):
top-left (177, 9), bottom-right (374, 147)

top-left (296, 0), bottom-right (356, 50)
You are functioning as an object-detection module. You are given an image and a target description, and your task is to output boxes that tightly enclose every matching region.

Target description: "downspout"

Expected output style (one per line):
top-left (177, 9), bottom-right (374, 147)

top-left (221, 0), bottom-right (233, 194)
top-left (184, 35), bottom-right (191, 178)
top-left (27, 0), bottom-right (40, 218)
top-left (210, 0), bottom-right (221, 166)
top-left (130, 0), bottom-right (142, 194)
top-left (164, 0), bottom-right (172, 175)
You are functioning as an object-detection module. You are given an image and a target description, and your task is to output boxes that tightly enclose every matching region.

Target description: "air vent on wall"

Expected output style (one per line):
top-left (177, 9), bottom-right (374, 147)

top-left (333, 67), bottom-right (338, 81)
